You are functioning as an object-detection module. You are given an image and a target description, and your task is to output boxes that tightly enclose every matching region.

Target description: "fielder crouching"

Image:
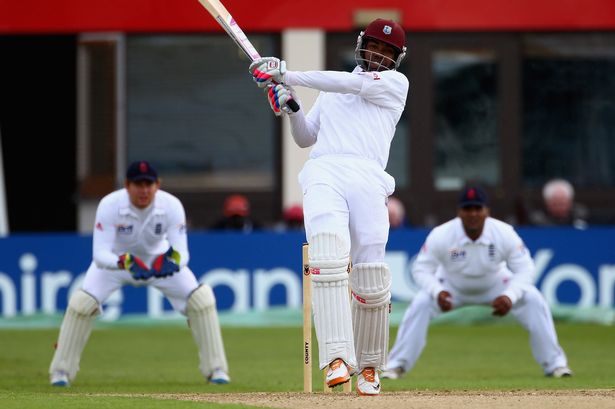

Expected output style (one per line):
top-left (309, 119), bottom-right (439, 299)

top-left (49, 161), bottom-right (229, 387)
top-left (382, 186), bottom-right (572, 380)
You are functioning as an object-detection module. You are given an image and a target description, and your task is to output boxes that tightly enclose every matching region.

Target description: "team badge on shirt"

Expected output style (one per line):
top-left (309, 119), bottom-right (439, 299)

top-left (117, 224), bottom-right (133, 235)
top-left (488, 244), bottom-right (496, 260)
top-left (450, 248), bottom-right (466, 261)
top-left (155, 223), bottom-right (162, 235)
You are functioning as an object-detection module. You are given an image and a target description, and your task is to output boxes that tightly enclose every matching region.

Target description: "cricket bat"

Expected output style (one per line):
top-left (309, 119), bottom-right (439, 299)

top-left (197, 0), bottom-right (300, 112)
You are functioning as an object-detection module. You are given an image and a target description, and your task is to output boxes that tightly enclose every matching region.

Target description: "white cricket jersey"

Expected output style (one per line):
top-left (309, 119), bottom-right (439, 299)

top-left (285, 66), bottom-right (409, 169)
top-left (91, 189), bottom-right (189, 270)
top-left (413, 217), bottom-right (535, 304)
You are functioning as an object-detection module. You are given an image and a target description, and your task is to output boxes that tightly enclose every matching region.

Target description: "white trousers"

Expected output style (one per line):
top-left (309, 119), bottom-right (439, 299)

top-left (300, 156), bottom-right (391, 263)
top-left (300, 156), bottom-right (393, 369)
top-left (82, 261), bottom-right (199, 314)
top-left (387, 285), bottom-right (569, 375)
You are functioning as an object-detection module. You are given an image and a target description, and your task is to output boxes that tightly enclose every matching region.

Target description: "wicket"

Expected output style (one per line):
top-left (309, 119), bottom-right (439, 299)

top-left (302, 243), bottom-right (352, 393)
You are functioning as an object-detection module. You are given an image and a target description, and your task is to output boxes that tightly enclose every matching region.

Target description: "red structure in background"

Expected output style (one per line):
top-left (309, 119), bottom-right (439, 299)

top-left (1, 0), bottom-right (615, 33)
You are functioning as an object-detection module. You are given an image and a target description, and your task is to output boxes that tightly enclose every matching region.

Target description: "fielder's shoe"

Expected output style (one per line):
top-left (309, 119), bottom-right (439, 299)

top-left (325, 358), bottom-right (350, 388)
top-left (381, 366), bottom-right (405, 380)
top-left (208, 368), bottom-right (230, 384)
top-left (50, 371), bottom-right (70, 387)
top-left (357, 367), bottom-right (380, 396)
top-left (547, 367), bottom-right (573, 378)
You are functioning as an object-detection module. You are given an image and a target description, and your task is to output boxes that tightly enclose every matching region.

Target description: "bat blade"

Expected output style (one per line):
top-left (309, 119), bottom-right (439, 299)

top-left (197, 0), bottom-right (260, 61)
top-left (196, 0), bottom-right (300, 113)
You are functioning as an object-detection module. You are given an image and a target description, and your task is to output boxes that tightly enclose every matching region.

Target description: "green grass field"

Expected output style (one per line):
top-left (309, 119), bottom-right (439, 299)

top-left (1, 322), bottom-right (613, 408)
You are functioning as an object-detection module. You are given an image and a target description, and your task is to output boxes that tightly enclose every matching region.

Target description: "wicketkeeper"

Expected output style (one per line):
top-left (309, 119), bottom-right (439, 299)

top-left (249, 18), bottom-right (409, 395)
top-left (49, 161), bottom-right (230, 386)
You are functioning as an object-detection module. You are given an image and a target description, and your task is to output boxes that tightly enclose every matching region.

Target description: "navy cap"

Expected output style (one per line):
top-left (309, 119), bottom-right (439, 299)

top-left (126, 161), bottom-right (158, 182)
top-left (458, 186), bottom-right (488, 208)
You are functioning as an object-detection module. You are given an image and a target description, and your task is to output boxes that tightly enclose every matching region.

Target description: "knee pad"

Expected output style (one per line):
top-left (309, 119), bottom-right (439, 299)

top-left (350, 263), bottom-right (391, 308)
top-left (68, 290), bottom-right (100, 317)
top-left (187, 285), bottom-right (216, 313)
top-left (309, 232), bottom-right (350, 283)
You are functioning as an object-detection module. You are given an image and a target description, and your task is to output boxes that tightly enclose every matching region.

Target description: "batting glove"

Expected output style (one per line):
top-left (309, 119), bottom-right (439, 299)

top-left (266, 84), bottom-right (299, 116)
top-left (249, 57), bottom-right (286, 88)
top-left (118, 253), bottom-right (152, 280)
top-left (151, 247), bottom-right (181, 278)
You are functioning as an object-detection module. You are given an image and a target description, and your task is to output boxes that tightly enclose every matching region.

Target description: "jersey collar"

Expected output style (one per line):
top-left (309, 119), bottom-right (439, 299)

top-left (456, 217), bottom-right (493, 246)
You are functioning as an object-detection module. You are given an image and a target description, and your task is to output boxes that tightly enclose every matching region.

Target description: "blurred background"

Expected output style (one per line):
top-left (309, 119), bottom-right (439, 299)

top-left (1, 0), bottom-right (614, 232)
top-left (0, 0), bottom-right (614, 321)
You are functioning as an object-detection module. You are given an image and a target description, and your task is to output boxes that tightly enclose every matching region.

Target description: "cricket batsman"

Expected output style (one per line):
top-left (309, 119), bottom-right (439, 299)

top-left (249, 18), bottom-right (409, 395)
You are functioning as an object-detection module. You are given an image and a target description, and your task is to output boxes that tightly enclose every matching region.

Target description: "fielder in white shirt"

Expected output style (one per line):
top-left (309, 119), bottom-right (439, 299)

top-left (249, 18), bottom-right (409, 396)
top-left (49, 161), bottom-right (229, 386)
top-left (382, 186), bottom-right (572, 380)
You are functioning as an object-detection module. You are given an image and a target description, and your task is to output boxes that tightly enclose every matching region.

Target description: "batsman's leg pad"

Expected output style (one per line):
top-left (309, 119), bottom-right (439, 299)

top-left (309, 232), bottom-right (357, 370)
top-left (187, 285), bottom-right (229, 378)
top-left (49, 290), bottom-right (100, 380)
top-left (350, 263), bottom-right (391, 370)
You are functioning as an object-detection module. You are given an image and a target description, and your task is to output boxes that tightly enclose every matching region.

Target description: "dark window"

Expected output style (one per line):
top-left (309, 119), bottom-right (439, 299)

top-left (522, 34), bottom-right (615, 188)
top-left (434, 49), bottom-right (499, 190)
top-left (126, 35), bottom-right (279, 192)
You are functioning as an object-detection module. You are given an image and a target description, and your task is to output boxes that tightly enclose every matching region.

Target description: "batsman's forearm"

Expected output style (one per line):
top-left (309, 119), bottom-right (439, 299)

top-left (285, 71), bottom-right (363, 95)
top-left (288, 111), bottom-right (317, 148)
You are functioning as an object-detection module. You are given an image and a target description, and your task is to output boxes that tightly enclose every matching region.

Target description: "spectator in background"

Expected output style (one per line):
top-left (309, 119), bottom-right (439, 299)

top-left (271, 204), bottom-right (305, 232)
top-left (530, 179), bottom-right (588, 229)
top-left (282, 204), bottom-right (304, 230)
top-left (387, 196), bottom-right (407, 229)
top-left (382, 186), bottom-right (572, 380)
top-left (210, 194), bottom-right (261, 233)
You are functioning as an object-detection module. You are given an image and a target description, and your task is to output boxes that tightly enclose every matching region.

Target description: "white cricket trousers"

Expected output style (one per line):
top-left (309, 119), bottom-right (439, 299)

top-left (299, 155), bottom-right (393, 263)
top-left (387, 286), bottom-right (569, 374)
top-left (82, 261), bottom-right (200, 314)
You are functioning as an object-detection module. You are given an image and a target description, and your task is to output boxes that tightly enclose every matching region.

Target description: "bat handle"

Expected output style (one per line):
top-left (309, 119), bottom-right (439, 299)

top-left (269, 78), bottom-right (299, 112)
top-left (286, 98), bottom-right (300, 113)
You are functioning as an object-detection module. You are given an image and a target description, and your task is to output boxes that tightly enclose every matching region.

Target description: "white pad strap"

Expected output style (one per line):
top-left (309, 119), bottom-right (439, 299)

top-left (49, 290), bottom-right (99, 379)
top-left (187, 285), bottom-right (228, 378)
top-left (351, 263), bottom-right (391, 370)
top-left (309, 233), bottom-right (357, 370)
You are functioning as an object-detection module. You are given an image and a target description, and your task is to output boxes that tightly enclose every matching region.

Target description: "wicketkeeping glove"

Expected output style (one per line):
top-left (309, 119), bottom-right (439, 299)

top-left (266, 84), bottom-right (299, 116)
top-left (151, 247), bottom-right (181, 278)
top-left (249, 57), bottom-right (286, 88)
top-left (118, 253), bottom-right (152, 280)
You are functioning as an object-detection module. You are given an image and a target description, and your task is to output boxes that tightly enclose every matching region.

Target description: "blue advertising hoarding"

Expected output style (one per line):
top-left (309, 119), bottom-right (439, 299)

top-left (0, 227), bottom-right (613, 321)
